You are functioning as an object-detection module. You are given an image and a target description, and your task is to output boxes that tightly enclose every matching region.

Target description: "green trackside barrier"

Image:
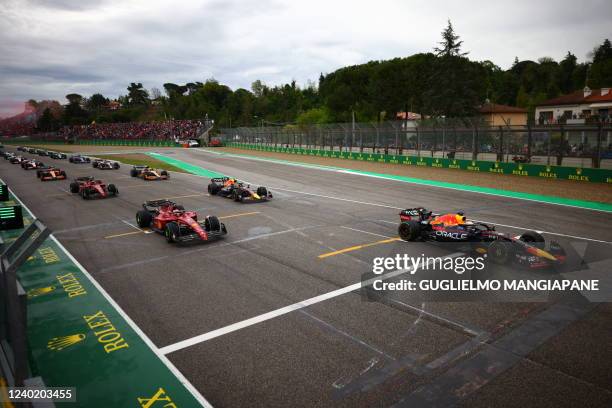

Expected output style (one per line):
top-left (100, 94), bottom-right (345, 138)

top-left (226, 143), bottom-right (612, 183)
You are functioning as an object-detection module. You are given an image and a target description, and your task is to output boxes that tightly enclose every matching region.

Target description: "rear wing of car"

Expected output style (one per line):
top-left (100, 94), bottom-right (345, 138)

top-left (210, 177), bottom-right (229, 183)
top-left (143, 199), bottom-right (176, 210)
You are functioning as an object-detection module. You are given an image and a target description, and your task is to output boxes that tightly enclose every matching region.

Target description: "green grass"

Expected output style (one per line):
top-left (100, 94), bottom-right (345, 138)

top-left (95, 154), bottom-right (188, 174)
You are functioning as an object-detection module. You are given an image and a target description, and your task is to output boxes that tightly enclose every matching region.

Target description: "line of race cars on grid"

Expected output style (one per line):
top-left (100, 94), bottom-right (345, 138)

top-left (0, 145), bottom-right (565, 268)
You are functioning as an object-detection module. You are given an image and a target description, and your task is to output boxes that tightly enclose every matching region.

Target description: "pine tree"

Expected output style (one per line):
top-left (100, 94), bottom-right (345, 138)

top-left (434, 20), bottom-right (469, 57)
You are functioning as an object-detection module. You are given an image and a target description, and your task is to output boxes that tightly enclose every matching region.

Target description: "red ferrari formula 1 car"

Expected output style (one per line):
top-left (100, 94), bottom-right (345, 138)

top-left (135, 200), bottom-right (227, 244)
top-left (37, 167), bottom-right (67, 181)
top-left (21, 159), bottom-right (46, 170)
top-left (69, 176), bottom-right (118, 199)
top-left (207, 177), bottom-right (272, 202)
top-left (398, 207), bottom-right (566, 268)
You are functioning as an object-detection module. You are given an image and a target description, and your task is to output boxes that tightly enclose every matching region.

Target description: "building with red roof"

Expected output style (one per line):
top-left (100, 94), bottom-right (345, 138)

top-left (477, 102), bottom-right (528, 126)
top-left (535, 87), bottom-right (612, 124)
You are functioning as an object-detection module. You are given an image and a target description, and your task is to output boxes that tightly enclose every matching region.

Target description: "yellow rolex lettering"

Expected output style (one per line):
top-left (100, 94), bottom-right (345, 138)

top-left (83, 311), bottom-right (105, 323)
top-left (138, 388), bottom-right (175, 408)
top-left (83, 310), bottom-right (130, 353)
top-left (104, 338), bottom-right (129, 353)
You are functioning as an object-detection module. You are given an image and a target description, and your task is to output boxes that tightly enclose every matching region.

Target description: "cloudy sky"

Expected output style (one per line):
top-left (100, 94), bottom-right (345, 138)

top-left (1, 0), bottom-right (610, 117)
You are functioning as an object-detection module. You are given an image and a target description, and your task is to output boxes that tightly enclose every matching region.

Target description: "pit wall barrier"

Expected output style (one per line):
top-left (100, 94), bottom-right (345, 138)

top-left (227, 143), bottom-right (612, 184)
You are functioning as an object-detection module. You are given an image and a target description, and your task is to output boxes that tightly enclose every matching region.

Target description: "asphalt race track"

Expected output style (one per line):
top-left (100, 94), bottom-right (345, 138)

top-left (2, 146), bottom-right (612, 407)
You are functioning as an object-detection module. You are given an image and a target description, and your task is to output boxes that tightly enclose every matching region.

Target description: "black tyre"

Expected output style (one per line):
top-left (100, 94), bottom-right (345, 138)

top-left (208, 183), bottom-right (220, 195)
top-left (257, 186), bottom-right (268, 197)
top-left (69, 182), bottom-right (79, 193)
top-left (113, 162), bottom-right (120, 169)
top-left (205, 215), bottom-right (221, 232)
top-left (175, 205), bottom-right (185, 211)
top-left (398, 221), bottom-right (421, 241)
top-left (107, 184), bottom-right (118, 196)
top-left (165, 222), bottom-right (179, 243)
top-left (130, 168), bottom-right (138, 177)
top-left (136, 210), bottom-right (152, 228)
top-left (92, 162), bottom-right (98, 168)
top-left (60, 171), bottom-right (67, 178)
top-left (36, 170), bottom-right (42, 178)
top-left (488, 240), bottom-right (513, 264)
top-left (520, 230), bottom-right (545, 248)
top-left (81, 188), bottom-right (90, 200)
top-left (161, 170), bottom-right (168, 177)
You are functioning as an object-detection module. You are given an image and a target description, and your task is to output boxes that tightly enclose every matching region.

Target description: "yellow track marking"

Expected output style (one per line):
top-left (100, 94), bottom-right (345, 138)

top-left (155, 193), bottom-right (205, 200)
top-left (318, 237), bottom-right (400, 259)
top-left (219, 211), bottom-right (260, 220)
top-left (104, 230), bottom-right (143, 239)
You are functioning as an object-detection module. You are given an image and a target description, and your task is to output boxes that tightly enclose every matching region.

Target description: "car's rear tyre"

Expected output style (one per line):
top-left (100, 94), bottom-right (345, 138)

top-left (113, 163), bottom-right (120, 169)
top-left (520, 231), bottom-right (545, 248)
top-left (208, 183), bottom-right (220, 195)
top-left (81, 189), bottom-right (90, 200)
top-left (205, 215), bottom-right (221, 232)
top-left (36, 170), bottom-right (42, 178)
top-left (175, 205), bottom-right (185, 211)
top-left (488, 241), bottom-right (513, 264)
top-left (136, 210), bottom-right (152, 228)
top-left (107, 184), bottom-right (118, 196)
top-left (257, 186), bottom-right (268, 197)
top-left (160, 170), bottom-right (168, 178)
top-left (165, 222), bottom-right (179, 243)
top-left (398, 221), bottom-right (421, 241)
top-left (92, 162), bottom-right (98, 168)
top-left (69, 182), bottom-right (79, 193)
top-left (60, 171), bottom-right (67, 178)
top-left (130, 169), bottom-right (138, 177)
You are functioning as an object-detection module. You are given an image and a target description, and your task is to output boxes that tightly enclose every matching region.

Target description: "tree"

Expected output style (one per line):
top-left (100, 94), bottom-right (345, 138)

top-left (434, 20), bottom-right (468, 57)
top-left (593, 39), bottom-right (612, 63)
top-left (296, 107), bottom-right (330, 125)
top-left (87, 93), bottom-right (109, 112)
top-left (127, 83), bottom-right (149, 105)
top-left (37, 108), bottom-right (57, 131)
top-left (559, 52), bottom-right (577, 93)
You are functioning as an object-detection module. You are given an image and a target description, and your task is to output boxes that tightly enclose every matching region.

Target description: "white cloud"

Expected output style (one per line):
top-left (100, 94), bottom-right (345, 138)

top-left (0, 0), bottom-right (610, 117)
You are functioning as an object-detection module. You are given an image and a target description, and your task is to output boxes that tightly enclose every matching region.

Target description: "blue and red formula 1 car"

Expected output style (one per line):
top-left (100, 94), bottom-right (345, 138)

top-left (398, 207), bottom-right (566, 268)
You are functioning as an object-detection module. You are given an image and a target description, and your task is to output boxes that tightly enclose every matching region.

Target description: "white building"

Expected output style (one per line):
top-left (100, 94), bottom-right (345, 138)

top-left (535, 87), bottom-right (612, 124)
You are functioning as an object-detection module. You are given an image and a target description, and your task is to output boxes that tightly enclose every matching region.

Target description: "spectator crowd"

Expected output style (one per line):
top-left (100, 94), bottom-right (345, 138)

top-left (57, 119), bottom-right (203, 141)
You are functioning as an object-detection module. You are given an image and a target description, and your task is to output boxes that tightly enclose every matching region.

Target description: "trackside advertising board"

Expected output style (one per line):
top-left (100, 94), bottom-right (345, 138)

top-left (0, 189), bottom-right (206, 407)
top-left (228, 143), bottom-right (612, 183)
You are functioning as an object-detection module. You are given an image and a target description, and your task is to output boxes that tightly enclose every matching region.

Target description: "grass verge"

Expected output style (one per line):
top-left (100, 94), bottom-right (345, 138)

top-left (95, 154), bottom-right (188, 174)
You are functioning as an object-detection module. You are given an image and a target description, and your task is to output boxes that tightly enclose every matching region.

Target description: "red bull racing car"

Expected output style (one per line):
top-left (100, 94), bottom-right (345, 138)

top-left (135, 200), bottom-right (227, 244)
top-left (207, 177), bottom-right (272, 202)
top-left (398, 207), bottom-right (565, 268)
top-left (69, 176), bottom-right (118, 199)
top-left (36, 167), bottom-right (67, 181)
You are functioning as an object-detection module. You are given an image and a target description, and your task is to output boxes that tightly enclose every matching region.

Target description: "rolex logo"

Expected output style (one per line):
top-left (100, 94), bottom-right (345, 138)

top-left (494, 162), bottom-right (499, 168)
top-left (47, 334), bottom-right (86, 351)
top-left (471, 161), bottom-right (475, 166)
top-left (576, 168), bottom-right (582, 175)
top-left (546, 166), bottom-right (551, 172)
top-left (453, 160), bottom-right (457, 164)
top-left (518, 165), bottom-right (523, 170)
top-left (27, 285), bottom-right (56, 299)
